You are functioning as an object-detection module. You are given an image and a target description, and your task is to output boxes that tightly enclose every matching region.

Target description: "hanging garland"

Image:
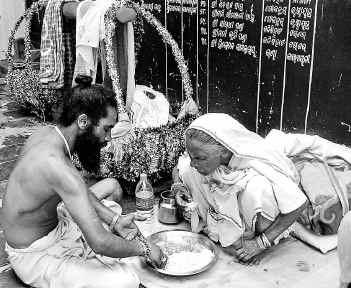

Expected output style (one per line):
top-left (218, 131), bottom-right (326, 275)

top-left (6, 0), bottom-right (57, 120)
top-left (98, 0), bottom-right (198, 182)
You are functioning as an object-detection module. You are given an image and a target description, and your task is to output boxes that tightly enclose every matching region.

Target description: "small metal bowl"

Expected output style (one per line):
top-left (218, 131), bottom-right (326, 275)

top-left (158, 190), bottom-right (181, 224)
top-left (146, 230), bottom-right (218, 276)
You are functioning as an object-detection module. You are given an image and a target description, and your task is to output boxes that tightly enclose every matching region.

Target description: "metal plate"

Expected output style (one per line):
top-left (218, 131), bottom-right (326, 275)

top-left (146, 230), bottom-right (218, 276)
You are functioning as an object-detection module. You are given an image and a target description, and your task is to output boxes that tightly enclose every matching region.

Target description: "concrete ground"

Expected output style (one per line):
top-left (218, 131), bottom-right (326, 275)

top-left (0, 84), bottom-right (342, 287)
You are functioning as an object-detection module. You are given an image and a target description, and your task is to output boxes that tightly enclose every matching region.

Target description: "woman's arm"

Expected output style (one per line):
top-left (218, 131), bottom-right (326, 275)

top-left (263, 200), bottom-right (308, 244)
top-left (234, 201), bottom-right (308, 264)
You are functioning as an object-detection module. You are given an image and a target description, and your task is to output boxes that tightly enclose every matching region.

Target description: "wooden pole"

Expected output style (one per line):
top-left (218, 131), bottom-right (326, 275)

top-left (62, 2), bottom-right (136, 23)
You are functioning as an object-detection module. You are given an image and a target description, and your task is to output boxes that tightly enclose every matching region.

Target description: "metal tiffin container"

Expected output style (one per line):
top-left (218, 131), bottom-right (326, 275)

top-left (158, 190), bottom-right (181, 224)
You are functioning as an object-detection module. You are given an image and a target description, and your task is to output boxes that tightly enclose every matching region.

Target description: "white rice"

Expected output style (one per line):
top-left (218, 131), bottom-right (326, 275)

top-left (163, 249), bottom-right (214, 274)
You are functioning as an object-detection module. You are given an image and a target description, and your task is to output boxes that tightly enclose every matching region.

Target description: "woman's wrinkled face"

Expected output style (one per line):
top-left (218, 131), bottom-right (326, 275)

top-left (186, 138), bottom-right (223, 175)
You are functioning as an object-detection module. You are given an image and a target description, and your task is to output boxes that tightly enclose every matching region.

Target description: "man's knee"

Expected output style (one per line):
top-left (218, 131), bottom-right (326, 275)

top-left (91, 178), bottom-right (123, 202)
top-left (106, 178), bottom-right (123, 202)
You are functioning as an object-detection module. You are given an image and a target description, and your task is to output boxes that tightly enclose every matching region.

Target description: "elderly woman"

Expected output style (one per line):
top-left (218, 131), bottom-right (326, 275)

top-left (173, 113), bottom-right (350, 264)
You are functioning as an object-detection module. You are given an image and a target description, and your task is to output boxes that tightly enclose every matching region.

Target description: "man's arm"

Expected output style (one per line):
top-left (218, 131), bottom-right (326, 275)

top-left (44, 155), bottom-right (144, 258)
top-left (87, 191), bottom-right (118, 227)
top-left (87, 191), bottom-right (143, 240)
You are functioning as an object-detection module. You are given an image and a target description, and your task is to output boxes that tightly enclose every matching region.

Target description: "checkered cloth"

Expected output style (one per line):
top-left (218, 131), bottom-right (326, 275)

top-left (39, 0), bottom-right (77, 88)
top-left (62, 24), bottom-right (76, 88)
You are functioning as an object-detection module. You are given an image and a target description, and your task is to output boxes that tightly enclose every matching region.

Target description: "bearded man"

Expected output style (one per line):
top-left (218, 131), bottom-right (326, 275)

top-left (2, 76), bottom-right (166, 288)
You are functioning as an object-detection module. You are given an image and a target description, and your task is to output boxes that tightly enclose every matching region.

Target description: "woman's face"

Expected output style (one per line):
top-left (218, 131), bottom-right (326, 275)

top-left (186, 138), bottom-right (223, 175)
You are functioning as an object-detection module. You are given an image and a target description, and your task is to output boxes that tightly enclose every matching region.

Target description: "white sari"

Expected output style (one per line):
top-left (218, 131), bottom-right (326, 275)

top-left (178, 113), bottom-right (307, 247)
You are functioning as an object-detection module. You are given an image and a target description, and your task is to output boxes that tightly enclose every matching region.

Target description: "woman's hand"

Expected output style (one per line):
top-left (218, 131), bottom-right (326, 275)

top-left (234, 238), bottom-right (265, 264)
top-left (173, 183), bottom-right (192, 206)
top-left (173, 183), bottom-right (193, 221)
top-left (231, 232), bottom-right (265, 265)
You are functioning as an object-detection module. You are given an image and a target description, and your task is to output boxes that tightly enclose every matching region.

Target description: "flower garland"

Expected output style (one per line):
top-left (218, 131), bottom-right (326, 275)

top-left (100, 0), bottom-right (197, 182)
top-left (99, 115), bottom-right (196, 182)
top-left (7, 0), bottom-right (57, 120)
top-left (104, 0), bottom-right (127, 114)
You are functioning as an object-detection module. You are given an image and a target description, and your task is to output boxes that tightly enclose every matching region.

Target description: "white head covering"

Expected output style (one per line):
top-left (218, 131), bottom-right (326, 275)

top-left (187, 113), bottom-right (298, 182)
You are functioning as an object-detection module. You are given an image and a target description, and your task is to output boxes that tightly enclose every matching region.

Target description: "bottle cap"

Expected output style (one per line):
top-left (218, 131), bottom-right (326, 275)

top-left (140, 173), bottom-right (147, 178)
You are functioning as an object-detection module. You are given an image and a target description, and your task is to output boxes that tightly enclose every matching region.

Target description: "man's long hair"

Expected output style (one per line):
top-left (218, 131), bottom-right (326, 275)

top-left (58, 75), bottom-right (117, 127)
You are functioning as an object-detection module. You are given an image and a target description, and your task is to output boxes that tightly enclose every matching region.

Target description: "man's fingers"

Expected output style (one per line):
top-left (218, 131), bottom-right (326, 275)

top-left (158, 253), bottom-right (168, 269)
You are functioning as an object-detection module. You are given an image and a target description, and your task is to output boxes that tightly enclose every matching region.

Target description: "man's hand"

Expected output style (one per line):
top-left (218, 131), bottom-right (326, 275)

top-left (148, 242), bottom-right (168, 269)
top-left (113, 213), bottom-right (145, 240)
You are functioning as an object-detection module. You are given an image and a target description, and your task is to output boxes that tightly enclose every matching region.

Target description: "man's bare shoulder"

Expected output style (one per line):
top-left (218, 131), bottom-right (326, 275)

top-left (11, 126), bottom-right (68, 180)
top-left (21, 126), bottom-right (56, 153)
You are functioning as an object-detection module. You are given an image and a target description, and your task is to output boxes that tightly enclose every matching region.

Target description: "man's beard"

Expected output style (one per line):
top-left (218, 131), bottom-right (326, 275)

top-left (74, 126), bottom-right (105, 174)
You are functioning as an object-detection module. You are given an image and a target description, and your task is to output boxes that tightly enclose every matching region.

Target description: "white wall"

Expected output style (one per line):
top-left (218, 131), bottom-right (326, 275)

top-left (0, 0), bottom-right (25, 60)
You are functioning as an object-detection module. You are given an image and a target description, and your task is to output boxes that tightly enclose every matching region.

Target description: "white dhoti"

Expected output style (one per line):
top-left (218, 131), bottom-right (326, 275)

top-left (5, 200), bottom-right (140, 288)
